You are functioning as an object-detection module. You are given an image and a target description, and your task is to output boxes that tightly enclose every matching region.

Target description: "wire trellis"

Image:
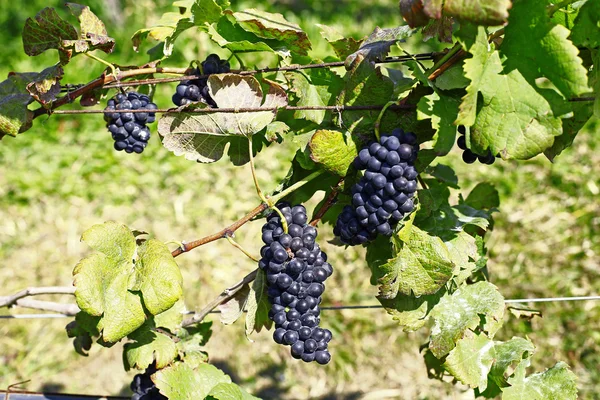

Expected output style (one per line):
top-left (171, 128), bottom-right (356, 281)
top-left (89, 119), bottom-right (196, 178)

top-left (58, 53), bottom-right (440, 93)
top-left (2, 295), bottom-right (600, 320)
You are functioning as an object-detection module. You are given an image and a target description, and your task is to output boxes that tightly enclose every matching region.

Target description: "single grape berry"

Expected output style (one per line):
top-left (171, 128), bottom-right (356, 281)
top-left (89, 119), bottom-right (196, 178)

top-left (259, 202), bottom-right (333, 364)
top-left (104, 92), bottom-right (156, 154)
top-left (172, 54), bottom-right (231, 108)
top-left (456, 126), bottom-right (496, 165)
top-left (334, 128), bottom-right (419, 246)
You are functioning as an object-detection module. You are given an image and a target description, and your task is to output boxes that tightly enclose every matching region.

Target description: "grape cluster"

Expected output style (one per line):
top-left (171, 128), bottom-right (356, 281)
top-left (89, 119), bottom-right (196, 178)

top-left (172, 54), bottom-right (231, 108)
top-left (259, 203), bottom-right (333, 364)
top-left (130, 363), bottom-right (166, 400)
top-left (457, 126), bottom-right (496, 165)
top-left (104, 92), bottom-right (157, 154)
top-left (334, 128), bottom-right (419, 245)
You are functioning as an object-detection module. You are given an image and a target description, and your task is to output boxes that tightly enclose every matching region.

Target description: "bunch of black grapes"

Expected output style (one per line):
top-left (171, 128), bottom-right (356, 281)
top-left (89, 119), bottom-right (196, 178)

top-left (172, 54), bottom-right (231, 107)
top-left (259, 203), bottom-right (333, 364)
top-left (130, 363), bottom-right (166, 400)
top-left (457, 125), bottom-right (496, 164)
top-left (104, 92), bottom-right (157, 154)
top-left (334, 128), bottom-right (419, 245)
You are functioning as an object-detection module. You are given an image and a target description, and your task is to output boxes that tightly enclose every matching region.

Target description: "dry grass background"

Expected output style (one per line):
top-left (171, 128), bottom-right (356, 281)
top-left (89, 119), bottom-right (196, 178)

top-left (1, 0), bottom-right (600, 399)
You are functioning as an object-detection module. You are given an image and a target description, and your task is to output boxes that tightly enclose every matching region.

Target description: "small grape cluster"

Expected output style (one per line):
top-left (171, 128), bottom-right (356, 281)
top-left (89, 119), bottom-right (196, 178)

top-left (130, 363), bottom-right (166, 400)
top-left (259, 203), bottom-right (333, 364)
top-left (104, 92), bottom-right (157, 154)
top-left (172, 54), bottom-right (230, 108)
top-left (334, 128), bottom-right (419, 245)
top-left (457, 126), bottom-right (496, 165)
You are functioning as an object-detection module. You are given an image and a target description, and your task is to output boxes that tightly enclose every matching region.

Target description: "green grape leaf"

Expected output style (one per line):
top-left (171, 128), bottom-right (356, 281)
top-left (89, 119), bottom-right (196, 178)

top-left (416, 179), bottom-right (492, 239)
top-left (417, 90), bottom-right (461, 156)
top-left (309, 130), bottom-right (360, 176)
top-left (445, 334), bottom-right (535, 392)
top-left (207, 382), bottom-right (260, 400)
top-left (64, 3), bottom-right (115, 54)
top-left (207, 16), bottom-right (280, 54)
top-left (377, 225), bottom-right (454, 298)
top-left (570, 0), bottom-right (600, 48)
top-left (316, 24), bottom-right (364, 60)
top-left (245, 270), bottom-right (272, 337)
top-left (132, 12), bottom-right (189, 53)
top-left (123, 321), bottom-right (178, 370)
top-left (433, 61), bottom-right (469, 90)
top-left (379, 289), bottom-right (445, 332)
top-left (456, 25), bottom-right (565, 160)
top-left (502, 0), bottom-right (590, 99)
top-left (25, 64), bottom-right (64, 105)
top-left (176, 322), bottom-right (213, 367)
top-left (335, 56), bottom-right (394, 134)
top-left (154, 299), bottom-right (186, 333)
top-left (73, 222), bottom-right (182, 342)
top-left (441, 0), bottom-right (511, 26)
top-left (425, 164), bottom-right (459, 188)
top-left (226, 9), bottom-right (311, 56)
top-left (154, 362), bottom-right (232, 400)
top-left (546, 111), bottom-right (600, 160)
top-left (158, 75), bottom-right (287, 164)
top-left (422, 16), bottom-right (454, 43)
top-left (265, 121), bottom-right (289, 142)
top-left (464, 182), bottom-right (500, 210)
top-left (285, 68), bottom-right (344, 124)
top-left (22, 7), bottom-right (78, 62)
top-left (484, 337), bottom-right (536, 395)
top-left (218, 284), bottom-right (250, 325)
top-left (345, 26), bottom-right (415, 68)
top-left (128, 239), bottom-right (183, 315)
top-left (502, 361), bottom-right (578, 400)
top-left (0, 72), bottom-right (36, 139)
top-left (132, 0), bottom-right (223, 56)
top-left (429, 281), bottom-right (505, 358)
top-left (446, 231), bottom-right (486, 285)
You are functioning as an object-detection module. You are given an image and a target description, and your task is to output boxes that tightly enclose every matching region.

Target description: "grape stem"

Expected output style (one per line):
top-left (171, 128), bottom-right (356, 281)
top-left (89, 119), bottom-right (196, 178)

top-left (374, 100), bottom-right (398, 140)
top-left (84, 52), bottom-right (118, 79)
top-left (248, 136), bottom-right (268, 204)
top-left (225, 235), bottom-right (260, 262)
top-left (171, 169), bottom-right (326, 258)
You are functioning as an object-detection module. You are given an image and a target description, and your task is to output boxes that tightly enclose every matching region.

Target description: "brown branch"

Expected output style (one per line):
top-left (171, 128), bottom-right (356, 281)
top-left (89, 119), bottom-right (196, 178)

top-left (68, 53), bottom-right (441, 91)
top-left (45, 104), bottom-right (417, 116)
top-left (33, 67), bottom-right (188, 119)
top-left (171, 203), bottom-right (268, 258)
top-left (310, 178), bottom-right (344, 227)
top-left (8, 299), bottom-right (80, 315)
top-left (0, 286), bottom-right (76, 308)
top-left (182, 269), bottom-right (258, 327)
top-left (428, 49), bottom-right (466, 81)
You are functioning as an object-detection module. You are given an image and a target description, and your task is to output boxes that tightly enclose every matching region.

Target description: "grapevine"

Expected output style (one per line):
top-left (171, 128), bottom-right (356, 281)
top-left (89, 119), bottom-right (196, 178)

top-left (1, 0), bottom-right (596, 399)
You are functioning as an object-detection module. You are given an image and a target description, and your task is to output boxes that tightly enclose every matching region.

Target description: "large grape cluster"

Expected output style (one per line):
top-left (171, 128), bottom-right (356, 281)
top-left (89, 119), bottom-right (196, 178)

top-left (130, 363), bottom-right (166, 400)
top-left (259, 203), bottom-right (333, 364)
top-left (172, 54), bottom-right (230, 108)
top-left (457, 125), bottom-right (496, 165)
top-left (104, 92), bottom-right (157, 154)
top-left (334, 128), bottom-right (419, 245)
